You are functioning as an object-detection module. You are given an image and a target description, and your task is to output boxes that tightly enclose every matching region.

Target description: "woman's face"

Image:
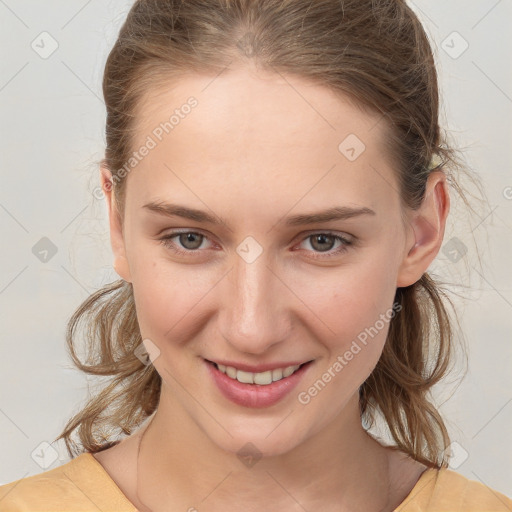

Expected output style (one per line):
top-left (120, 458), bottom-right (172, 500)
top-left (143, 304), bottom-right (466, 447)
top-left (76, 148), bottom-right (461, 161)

top-left (104, 66), bottom-right (447, 457)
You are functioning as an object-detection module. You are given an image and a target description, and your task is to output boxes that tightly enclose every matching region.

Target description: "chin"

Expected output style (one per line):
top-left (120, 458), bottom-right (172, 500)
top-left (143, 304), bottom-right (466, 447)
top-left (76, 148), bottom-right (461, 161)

top-left (211, 412), bottom-right (318, 461)
top-left (213, 432), bottom-right (301, 462)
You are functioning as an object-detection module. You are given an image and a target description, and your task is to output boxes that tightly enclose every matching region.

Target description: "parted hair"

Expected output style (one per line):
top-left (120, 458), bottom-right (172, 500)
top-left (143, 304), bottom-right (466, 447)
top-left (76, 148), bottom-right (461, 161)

top-left (56, 0), bottom-right (482, 468)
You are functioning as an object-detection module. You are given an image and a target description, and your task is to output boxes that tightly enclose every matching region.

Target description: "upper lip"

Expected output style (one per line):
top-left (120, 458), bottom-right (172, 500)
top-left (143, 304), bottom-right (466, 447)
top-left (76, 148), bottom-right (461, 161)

top-left (206, 358), bottom-right (312, 373)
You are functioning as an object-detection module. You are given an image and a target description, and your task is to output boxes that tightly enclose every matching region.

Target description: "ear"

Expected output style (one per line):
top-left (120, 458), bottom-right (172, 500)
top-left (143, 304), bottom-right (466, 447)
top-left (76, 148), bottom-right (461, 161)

top-left (99, 163), bottom-right (132, 283)
top-left (396, 170), bottom-right (450, 288)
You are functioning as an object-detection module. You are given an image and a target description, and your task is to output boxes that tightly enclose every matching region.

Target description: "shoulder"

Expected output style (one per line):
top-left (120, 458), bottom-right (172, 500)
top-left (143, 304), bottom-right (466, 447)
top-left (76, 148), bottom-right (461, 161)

top-left (0, 457), bottom-right (85, 510)
top-left (0, 453), bottom-right (137, 512)
top-left (396, 467), bottom-right (512, 511)
top-left (438, 469), bottom-right (512, 510)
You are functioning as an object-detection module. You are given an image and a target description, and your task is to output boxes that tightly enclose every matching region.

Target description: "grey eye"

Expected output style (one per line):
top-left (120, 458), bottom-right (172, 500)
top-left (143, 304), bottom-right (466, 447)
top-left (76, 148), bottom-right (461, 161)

top-left (308, 234), bottom-right (337, 252)
top-left (178, 232), bottom-right (204, 250)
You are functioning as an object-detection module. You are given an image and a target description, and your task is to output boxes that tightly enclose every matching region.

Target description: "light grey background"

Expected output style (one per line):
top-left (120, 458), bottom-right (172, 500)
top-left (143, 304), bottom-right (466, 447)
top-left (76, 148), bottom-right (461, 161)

top-left (1, 0), bottom-right (511, 498)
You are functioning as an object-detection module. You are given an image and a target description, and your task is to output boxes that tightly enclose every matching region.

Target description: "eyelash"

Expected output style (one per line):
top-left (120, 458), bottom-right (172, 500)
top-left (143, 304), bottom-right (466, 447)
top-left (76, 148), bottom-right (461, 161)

top-left (158, 230), bottom-right (354, 259)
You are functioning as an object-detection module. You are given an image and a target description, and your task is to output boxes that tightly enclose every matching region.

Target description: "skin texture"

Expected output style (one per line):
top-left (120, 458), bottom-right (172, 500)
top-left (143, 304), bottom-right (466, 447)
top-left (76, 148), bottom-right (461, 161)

top-left (96, 66), bottom-right (450, 511)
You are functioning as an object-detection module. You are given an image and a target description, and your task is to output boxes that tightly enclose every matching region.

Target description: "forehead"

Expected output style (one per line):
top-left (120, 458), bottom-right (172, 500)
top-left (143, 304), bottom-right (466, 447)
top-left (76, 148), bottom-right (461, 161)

top-left (126, 67), bottom-right (398, 214)
top-left (134, 67), bottom-right (384, 146)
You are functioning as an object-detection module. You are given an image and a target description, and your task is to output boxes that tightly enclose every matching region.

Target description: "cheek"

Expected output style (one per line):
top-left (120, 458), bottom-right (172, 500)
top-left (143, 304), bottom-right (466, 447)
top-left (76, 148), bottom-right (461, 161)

top-left (129, 253), bottom-right (216, 345)
top-left (295, 252), bottom-right (399, 378)
top-left (296, 262), bottom-right (399, 411)
top-left (297, 257), bottom-right (397, 340)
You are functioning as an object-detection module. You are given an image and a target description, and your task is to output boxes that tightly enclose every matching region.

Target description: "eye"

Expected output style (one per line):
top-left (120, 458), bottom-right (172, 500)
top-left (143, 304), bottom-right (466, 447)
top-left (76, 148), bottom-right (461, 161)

top-left (158, 230), bottom-right (354, 259)
top-left (159, 231), bottom-right (213, 256)
top-left (296, 232), bottom-right (353, 258)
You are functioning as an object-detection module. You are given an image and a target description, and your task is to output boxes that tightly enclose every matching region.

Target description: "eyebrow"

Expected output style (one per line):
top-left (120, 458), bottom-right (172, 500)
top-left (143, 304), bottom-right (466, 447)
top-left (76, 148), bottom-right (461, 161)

top-left (142, 201), bottom-right (376, 228)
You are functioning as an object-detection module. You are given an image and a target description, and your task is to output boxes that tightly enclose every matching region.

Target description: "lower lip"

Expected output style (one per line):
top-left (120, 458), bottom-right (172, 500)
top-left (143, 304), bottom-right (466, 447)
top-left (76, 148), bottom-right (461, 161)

top-left (205, 359), bottom-right (313, 408)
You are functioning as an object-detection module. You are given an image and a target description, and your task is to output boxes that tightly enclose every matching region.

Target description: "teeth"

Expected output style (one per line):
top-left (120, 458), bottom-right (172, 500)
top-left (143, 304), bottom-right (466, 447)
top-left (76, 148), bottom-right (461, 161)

top-left (216, 363), bottom-right (302, 385)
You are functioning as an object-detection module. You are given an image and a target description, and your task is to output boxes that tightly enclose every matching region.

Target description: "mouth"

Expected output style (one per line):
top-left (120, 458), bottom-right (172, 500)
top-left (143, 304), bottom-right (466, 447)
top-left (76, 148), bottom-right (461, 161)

top-left (204, 358), bottom-right (314, 408)
top-left (205, 359), bottom-right (313, 386)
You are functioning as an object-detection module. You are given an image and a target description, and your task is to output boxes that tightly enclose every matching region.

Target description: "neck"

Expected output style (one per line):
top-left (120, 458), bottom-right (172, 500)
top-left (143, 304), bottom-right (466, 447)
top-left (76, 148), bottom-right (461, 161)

top-left (134, 391), bottom-right (394, 512)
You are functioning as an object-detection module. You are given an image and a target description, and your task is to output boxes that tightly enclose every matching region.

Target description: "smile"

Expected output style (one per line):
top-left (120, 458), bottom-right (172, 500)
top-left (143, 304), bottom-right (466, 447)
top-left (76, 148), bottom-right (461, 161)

top-left (212, 362), bottom-right (306, 385)
top-left (205, 359), bottom-right (314, 408)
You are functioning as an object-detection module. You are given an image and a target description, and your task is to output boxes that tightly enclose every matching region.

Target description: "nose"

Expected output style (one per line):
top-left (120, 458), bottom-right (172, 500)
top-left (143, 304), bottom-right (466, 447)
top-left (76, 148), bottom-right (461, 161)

top-left (217, 248), bottom-right (291, 355)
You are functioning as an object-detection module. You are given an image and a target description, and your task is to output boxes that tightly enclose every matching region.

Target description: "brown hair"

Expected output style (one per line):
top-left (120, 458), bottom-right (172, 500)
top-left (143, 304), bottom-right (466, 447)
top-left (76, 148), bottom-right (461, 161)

top-left (56, 0), bottom-right (484, 468)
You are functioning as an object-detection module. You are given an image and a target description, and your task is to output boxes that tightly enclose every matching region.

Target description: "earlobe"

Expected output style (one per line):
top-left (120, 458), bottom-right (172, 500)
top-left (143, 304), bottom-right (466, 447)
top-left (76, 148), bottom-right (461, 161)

top-left (99, 163), bottom-right (133, 283)
top-left (396, 171), bottom-right (450, 288)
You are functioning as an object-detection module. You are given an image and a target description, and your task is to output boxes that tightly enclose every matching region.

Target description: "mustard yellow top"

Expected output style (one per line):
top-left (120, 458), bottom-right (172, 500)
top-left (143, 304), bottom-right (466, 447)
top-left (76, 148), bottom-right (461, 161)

top-left (1, 453), bottom-right (511, 511)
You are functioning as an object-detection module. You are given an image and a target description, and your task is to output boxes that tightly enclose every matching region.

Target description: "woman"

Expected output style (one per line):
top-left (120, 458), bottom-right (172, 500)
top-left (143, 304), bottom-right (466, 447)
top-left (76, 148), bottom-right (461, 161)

top-left (1, 1), bottom-right (510, 510)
